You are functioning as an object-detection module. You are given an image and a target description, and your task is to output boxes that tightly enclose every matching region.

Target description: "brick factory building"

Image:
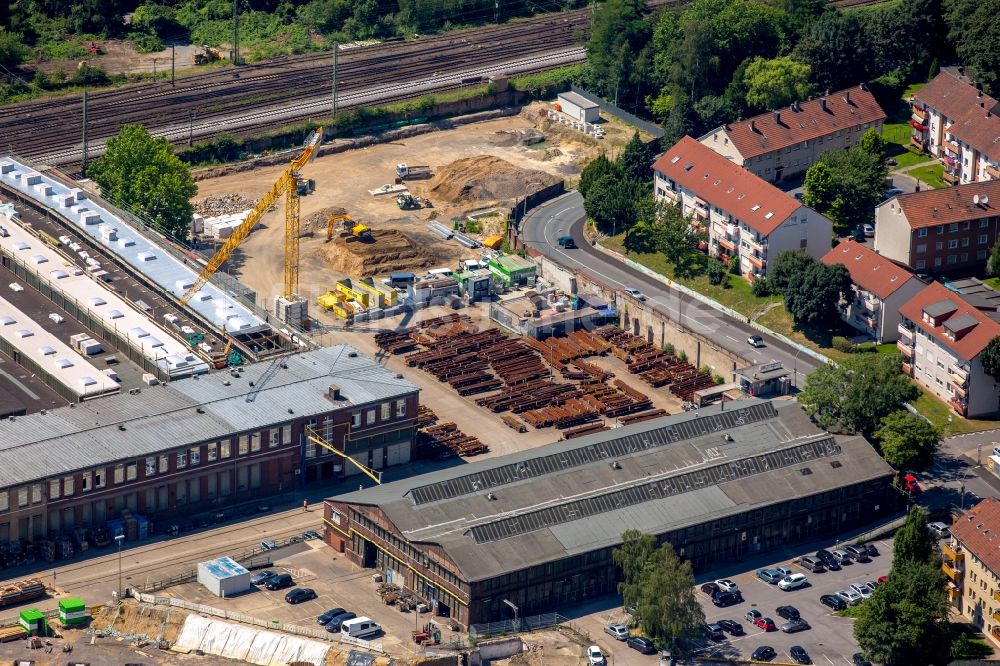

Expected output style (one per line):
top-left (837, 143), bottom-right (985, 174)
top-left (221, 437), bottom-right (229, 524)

top-left (324, 399), bottom-right (902, 628)
top-left (0, 345), bottom-right (418, 543)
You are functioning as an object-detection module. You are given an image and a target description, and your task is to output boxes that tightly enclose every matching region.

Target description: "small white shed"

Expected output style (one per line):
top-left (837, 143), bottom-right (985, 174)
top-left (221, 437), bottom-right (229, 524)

top-left (197, 556), bottom-right (252, 597)
top-left (557, 92), bottom-right (600, 124)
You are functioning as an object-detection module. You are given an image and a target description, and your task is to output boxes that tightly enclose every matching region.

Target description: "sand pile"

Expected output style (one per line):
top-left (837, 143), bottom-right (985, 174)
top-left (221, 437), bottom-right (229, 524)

top-left (426, 156), bottom-right (560, 206)
top-left (323, 229), bottom-right (433, 276)
top-left (302, 206), bottom-right (348, 236)
top-left (193, 193), bottom-right (258, 216)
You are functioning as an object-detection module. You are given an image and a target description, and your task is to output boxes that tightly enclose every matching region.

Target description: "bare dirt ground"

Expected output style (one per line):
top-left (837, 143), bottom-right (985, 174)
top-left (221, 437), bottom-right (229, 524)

top-left (192, 102), bottom-right (642, 313)
top-left (31, 42), bottom-right (205, 76)
top-left (494, 630), bottom-right (588, 666)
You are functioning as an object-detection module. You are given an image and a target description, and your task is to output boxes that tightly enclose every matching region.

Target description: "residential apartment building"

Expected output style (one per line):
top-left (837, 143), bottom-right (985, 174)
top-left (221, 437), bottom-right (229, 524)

top-left (653, 136), bottom-right (833, 281)
top-left (944, 497), bottom-right (1000, 646)
top-left (700, 84), bottom-right (886, 183)
top-left (874, 180), bottom-right (1000, 273)
top-left (897, 282), bottom-right (1000, 418)
top-left (910, 72), bottom-right (1000, 185)
top-left (820, 240), bottom-right (924, 343)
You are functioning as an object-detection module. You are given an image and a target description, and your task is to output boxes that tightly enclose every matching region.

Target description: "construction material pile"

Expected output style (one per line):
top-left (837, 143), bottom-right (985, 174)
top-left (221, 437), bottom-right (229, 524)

top-left (596, 326), bottom-right (717, 401)
top-left (322, 229), bottom-right (433, 276)
top-left (193, 193), bottom-right (258, 217)
top-left (411, 402), bottom-right (487, 458)
top-left (301, 206), bottom-right (347, 236)
top-left (424, 155), bottom-right (560, 206)
top-left (0, 578), bottom-right (45, 608)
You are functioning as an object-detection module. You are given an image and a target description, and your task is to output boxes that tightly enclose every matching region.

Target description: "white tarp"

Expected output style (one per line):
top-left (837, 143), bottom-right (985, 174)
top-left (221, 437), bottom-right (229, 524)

top-left (174, 614), bottom-right (330, 666)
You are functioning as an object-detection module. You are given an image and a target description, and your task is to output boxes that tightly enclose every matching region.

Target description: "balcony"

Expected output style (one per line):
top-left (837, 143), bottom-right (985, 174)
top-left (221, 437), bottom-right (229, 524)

top-left (748, 254), bottom-right (766, 270)
top-left (898, 324), bottom-right (914, 341)
top-left (897, 341), bottom-right (915, 357)
top-left (947, 583), bottom-right (961, 604)
top-left (993, 610), bottom-right (1000, 625)
top-left (953, 384), bottom-right (967, 399)
top-left (944, 140), bottom-right (961, 155)
top-left (942, 560), bottom-right (963, 583)
top-left (950, 364), bottom-right (969, 381)
top-left (862, 295), bottom-right (881, 312)
top-left (911, 134), bottom-right (927, 150)
top-left (993, 589), bottom-right (1000, 605)
top-left (745, 234), bottom-right (766, 251)
top-left (912, 106), bottom-right (928, 121)
top-left (718, 237), bottom-right (737, 253)
top-left (944, 170), bottom-right (960, 185)
top-left (902, 362), bottom-right (913, 376)
top-left (949, 398), bottom-right (968, 416)
top-left (942, 542), bottom-right (964, 563)
top-left (987, 163), bottom-right (1000, 180)
top-left (863, 315), bottom-right (878, 329)
top-left (660, 188), bottom-right (679, 204)
top-left (950, 370), bottom-right (969, 387)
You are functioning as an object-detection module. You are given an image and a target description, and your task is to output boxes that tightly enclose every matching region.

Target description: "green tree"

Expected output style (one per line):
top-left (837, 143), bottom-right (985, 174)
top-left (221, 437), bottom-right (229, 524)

top-left (768, 249), bottom-right (815, 293)
top-left (88, 125), bottom-right (197, 240)
top-left (613, 529), bottom-right (657, 618)
top-left (0, 29), bottom-right (27, 69)
top-left (946, 0), bottom-right (1000, 95)
top-left (980, 336), bottom-right (1000, 379)
top-left (579, 154), bottom-right (620, 199)
top-left (893, 505), bottom-right (938, 566)
top-left (618, 132), bottom-right (653, 184)
top-left (706, 258), bottom-right (727, 285)
top-left (875, 411), bottom-right (941, 470)
top-left (658, 202), bottom-right (707, 278)
top-left (858, 127), bottom-right (889, 162)
top-left (793, 11), bottom-right (868, 92)
top-left (584, 174), bottom-right (638, 236)
top-left (743, 55), bottom-right (813, 112)
top-left (989, 241), bottom-right (1000, 278)
top-left (784, 262), bottom-right (852, 326)
top-left (799, 353), bottom-right (921, 434)
top-left (804, 143), bottom-right (888, 230)
top-left (585, 0), bottom-right (653, 111)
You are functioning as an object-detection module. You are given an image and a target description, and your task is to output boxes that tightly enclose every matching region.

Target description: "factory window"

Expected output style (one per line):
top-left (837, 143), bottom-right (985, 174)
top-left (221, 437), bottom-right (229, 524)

top-left (177, 451), bottom-right (187, 469)
top-left (351, 412), bottom-right (361, 428)
top-left (159, 455), bottom-right (168, 473)
top-left (381, 403), bottom-right (391, 421)
top-left (95, 469), bottom-right (105, 488)
top-left (981, 234), bottom-right (989, 244)
top-left (962, 237), bottom-right (970, 247)
top-left (0, 491), bottom-right (7, 512)
top-left (949, 239), bottom-right (958, 249)
top-left (238, 435), bottom-right (249, 455)
top-left (63, 477), bottom-right (73, 496)
top-left (190, 447), bottom-right (200, 465)
top-left (49, 479), bottom-right (60, 500)
top-left (269, 428), bottom-right (279, 448)
top-left (208, 443), bottom-right (217, 461)
top-left (251, 432), bottom-right (261, 452)
top-left (145, 457), bottom-right (156, 477)
top-left (126, 463), bottom-right (137, 481)
top-left (282, 425), bottom-right (291, 444)
top-left (396, 399), bottom-right (406, 418)
top-left (917, 244), bottom-right (927, 254)
top-left (114, 465), bottom-right (124, 484)
top-left (936, 242), bottom-right (944, 251)
top-left (81, 472), bottom-right (91, 492)
top-left (17, 488), bottom-right (27, 507)
top-left (221, 441), bottom-right (231, 458)
top-left (950, 223), bottom-right (959, 232)
top-left (366, 409), bottom-right (376, 425)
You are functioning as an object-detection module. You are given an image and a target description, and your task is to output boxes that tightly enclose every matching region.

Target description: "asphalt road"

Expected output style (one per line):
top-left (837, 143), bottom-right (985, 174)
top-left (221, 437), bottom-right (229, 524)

top-left (520, 191), bottom-right (822, 386)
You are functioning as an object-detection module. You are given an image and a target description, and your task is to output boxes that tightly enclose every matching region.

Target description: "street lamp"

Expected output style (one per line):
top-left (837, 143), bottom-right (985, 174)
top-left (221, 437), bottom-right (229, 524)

top-left (502, 599), bottom-right (519, 631)
top-left (115, 534), bottom-right (125, 600)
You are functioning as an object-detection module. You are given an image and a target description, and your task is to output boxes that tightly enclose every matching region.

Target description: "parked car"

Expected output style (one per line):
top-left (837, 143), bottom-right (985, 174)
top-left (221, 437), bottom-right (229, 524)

top-left (747, 335), bottom-right (765, 348)
top-left (853, 653), bottom-right (873, 666)
top-left (781, 618), bottom-right (811, 633)
top-left (883, 187), bottom-right (905, 201)
top-left (776, 605), bottom-right (800, 621)
top-left (862, 223), bottom-right (875, 237)
top-left (587, 645), bottom-right (606, 665)
top-left (751, 646), bottom-right (776, 661)
top-left (341, 617), bottom-right (380, 639)
top-left (779, 573), bottom-right (808, 591)
top-left (712, 590), bottom-right (743, 607)
top-left (876, 575), bottom-right (889, 585)
top-left (755, 617), bottom-right (777, 631)
top-left (862, 542), bottom-right (880, 557)
top-left (703, 623), bottom-right (724, 641)
top-left (717, 619), bottom-right (744, 635)
top-left (701, 582), bottom-right (720, 596)
top-left (851, 582), bottom-right (874, 599)
top-left (627, 636), bottom-right (656, 654)
top-left (820, 594), bottom-right (847, 611)
top-left (302, 530), bottom-right (321, 540)
top-left (285, 588), bottom-right (317, 604)
top-left (557, 235), bottom-right (576, 249)
top-left (774, 566), bottom-right (793, 578)
top-left (831, 549), bottom-right (853, 565)
top-left (745, 609), bottom-right (762, 624)
top-left (757, 568), bottom-right (782, 584)
top-left (317, 608), bottom-right (347, 626)
top-left (325, 612), bottom-right (357, 632)
top-left (928, 521), bottom-right (951, 538)
top-left (624, 288), bottom-right (647, 301)
top-left (265, 573), bottom-right (294, 590)
top-left (815, 550), bottom-right (840, 571)
top-left (260, 539), bottom-right (277, 551)
top-left (715, 578), bottom-right (739, 593)
top-left (851, 226), bottom-right (867, 242)
top-left (250, 570), bottom-right (276, 585)
top-left (798, 556), bottom-right (826, 573)
top-left (790, 645), bottom-right (812, 664)
top-left (844, 545), bottom-right (871, 563)
top-left (604, 624), bottom-right (629, 641)
top-left (837, 589), bottom-right (863, 605)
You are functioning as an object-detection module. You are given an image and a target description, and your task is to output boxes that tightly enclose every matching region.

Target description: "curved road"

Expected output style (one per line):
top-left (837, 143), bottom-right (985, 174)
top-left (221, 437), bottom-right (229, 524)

top-left (520, 191), bottom-right (821, 386)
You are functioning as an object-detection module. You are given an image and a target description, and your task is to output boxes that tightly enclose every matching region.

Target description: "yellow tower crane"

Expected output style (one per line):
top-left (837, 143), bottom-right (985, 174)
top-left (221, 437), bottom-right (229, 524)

top-left (179, 128), bottom-right (323, 326)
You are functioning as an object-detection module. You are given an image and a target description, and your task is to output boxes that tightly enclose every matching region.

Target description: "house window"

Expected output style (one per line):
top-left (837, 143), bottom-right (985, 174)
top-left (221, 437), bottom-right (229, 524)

top-left (269, 428), bottom-right (279, 448)
top-left (63, 477), bottom-right (73, 496)
top-left (17, 488), bottom-right (27, 507)
top-left (126, 463), bottom-right (137, 481)
top-left (239, 435), bottom-right (249, 455)
top-left (251, 432), bottom-right (261, 452)
top-left (190, 447), bottom-right (200, 465)
top-left (980, 234), bottom-right (989, 244)
top-left (95, 469), bottom-right (105, 488)
top-left (114, 465), bottom-right (124, 484)
top-left (0, 491), bottom-right (7, 512)
top-left (159, 455), bottom-right (168, 473)
top-left (937, 225), bottom-right (945, 234)
top-left (82, 472), bottom-right (91, 492)
top-left (948, 239), bottom-right (958, 249)
top-left (282, 425), bottom-right (291, 445)
top-left (145, 457), bottom-right (156, 476)
top-left (208, 443), bottom-right (217, 461)
top-left (916, 244), bottom-right (927, 253)
top-left (950, 223), bottom-right (959, 232)
top-left (177, 451), bottom-right (187, 469)
top-left (935, 257), bottom-right (943, 267)
top-left (964, 221), bottom-right (971, 230)
top-left (936, 242), bottom-right (944, 251)
top-left (366, 409), bottom-right (376, 425)
top-left (962, 237), bottom-right (970, 247)
top-left (396, 399), bottom-right (406, 418)
top-left (221, 441), bottom-right (231, 458)
top-left (948, 255), bottom-right (958, 264)
top-left (381, 403), bottom-right (391, 420)
top-left (978, 250), bottom-right (989, 260)
top-left (918, 228), bottom-right (928, 237)
top-left (916, 260), bottom-right (926, 269)
top-left (49, 479), bottom-right (60, 500)
top-left (982, 219), bottom-right (989, 228)
top-left (961, 253), bottom-right (968, 262)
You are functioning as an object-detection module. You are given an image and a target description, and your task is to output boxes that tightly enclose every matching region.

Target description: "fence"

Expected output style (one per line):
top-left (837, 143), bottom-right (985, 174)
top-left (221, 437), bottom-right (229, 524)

top-left (567, 85), bottom-right (665, 140)
top-left (469, 612), bottom-right (568, 638)
top-left (140, 547), bottom-right (276, 593)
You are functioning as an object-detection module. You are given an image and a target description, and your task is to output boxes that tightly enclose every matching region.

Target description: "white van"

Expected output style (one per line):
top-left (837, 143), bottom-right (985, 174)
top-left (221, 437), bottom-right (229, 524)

top-left (341, 616), bottom-right (381, 639)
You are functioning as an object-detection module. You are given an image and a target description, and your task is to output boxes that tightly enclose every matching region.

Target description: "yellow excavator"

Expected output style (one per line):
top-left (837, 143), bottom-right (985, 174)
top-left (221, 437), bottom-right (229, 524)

top-left (180, 128), bottom-right (323, 320)
top-left (327, 213), bottom-right (372, 242)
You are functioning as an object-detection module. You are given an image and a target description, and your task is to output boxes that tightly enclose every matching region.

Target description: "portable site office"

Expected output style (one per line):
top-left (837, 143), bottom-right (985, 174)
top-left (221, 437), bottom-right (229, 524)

top-left (58, 597), bottom-right (88, 626)
top-left (19, 609), bottom-right (46, 636)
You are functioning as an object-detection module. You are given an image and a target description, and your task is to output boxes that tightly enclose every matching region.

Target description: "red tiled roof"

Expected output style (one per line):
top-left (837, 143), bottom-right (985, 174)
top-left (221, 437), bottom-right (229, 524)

top-left (898, 281), bottom-right (1000, 361)
top-left (652, 136), bottom-right (800, 235)
top-left (916, 72), bottom-right (1000, 162)
top-left (889, 180), bottom-right (1000, 230)
top-left (951, 497), bottom-right (1000, 576)
top-left (714, 84), bottom-right (886, 160)
top-left (820, 240), bottom-right (916, 300)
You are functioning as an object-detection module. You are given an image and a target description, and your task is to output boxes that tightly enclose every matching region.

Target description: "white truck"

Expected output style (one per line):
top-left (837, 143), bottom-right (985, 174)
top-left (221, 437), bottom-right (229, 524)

top-left (396, 163), bottom-right (433, 180)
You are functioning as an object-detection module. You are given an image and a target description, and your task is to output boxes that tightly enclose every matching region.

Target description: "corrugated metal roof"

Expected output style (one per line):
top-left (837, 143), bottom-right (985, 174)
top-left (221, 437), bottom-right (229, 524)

top-left (332, 400), bottom-right (894, 582)
top-left (0, 345), bottom-right (418, 488)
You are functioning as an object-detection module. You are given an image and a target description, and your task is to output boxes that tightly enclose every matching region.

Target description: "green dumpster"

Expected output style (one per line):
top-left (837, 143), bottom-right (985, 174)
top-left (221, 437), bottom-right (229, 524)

top-left (58, 597), bottom-right (88, 626)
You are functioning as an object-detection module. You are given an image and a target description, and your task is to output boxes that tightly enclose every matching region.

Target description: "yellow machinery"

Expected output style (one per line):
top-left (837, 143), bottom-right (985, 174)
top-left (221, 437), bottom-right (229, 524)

top-left (180, 128), bottom-right (323, 313)
top-left (327, 213), bottom-right (371, 242)
top-left (194, 45), bottom-right (222, 65)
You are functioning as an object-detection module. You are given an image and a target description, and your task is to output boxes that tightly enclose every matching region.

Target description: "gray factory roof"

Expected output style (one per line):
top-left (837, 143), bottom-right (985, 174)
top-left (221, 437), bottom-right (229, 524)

top-left (0, 345), bottom-right (418, 489)
top-left (331, 399), bottom-right (893, 582)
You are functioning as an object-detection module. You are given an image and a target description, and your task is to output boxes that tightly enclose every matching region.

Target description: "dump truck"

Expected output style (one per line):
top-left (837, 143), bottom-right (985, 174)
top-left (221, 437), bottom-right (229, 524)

top-left (395, 163), bottom-right (432, 180)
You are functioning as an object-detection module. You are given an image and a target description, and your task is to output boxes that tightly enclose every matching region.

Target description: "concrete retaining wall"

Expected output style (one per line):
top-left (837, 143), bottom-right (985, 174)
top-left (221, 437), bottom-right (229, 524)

top-left (469, 637), bottom-right (523, 665)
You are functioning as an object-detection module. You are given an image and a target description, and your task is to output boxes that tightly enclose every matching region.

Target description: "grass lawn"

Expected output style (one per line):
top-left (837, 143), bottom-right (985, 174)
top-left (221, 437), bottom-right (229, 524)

top-left (909, 163), bottom-right (948, 189)
top-left (875, 343), bottom-right (899, 355)
top-left (910, 390), bottom-right (998, 437)
top-left (883, 122), bottom-right (931, 169)
top-left (985, 277), bottom-right (1000, 292)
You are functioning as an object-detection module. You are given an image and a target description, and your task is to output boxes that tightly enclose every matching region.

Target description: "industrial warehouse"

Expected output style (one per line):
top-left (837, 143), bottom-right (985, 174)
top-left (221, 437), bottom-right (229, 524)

top-left (0, 344), bottom-right (418, 543)
top-left (324, 399), bottom-right (903, 627)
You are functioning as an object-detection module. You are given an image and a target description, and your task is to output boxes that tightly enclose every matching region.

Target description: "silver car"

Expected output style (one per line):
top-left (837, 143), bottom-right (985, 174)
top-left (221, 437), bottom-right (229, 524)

top-left (604, 624), bottom-right (629, 641)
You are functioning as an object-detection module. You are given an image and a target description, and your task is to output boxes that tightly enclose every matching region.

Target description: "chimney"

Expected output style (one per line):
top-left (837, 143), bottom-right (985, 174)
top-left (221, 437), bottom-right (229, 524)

top-left (820, 98), bottom-right (827, 113)
top-left (774, 110), bottom-right (781, 125)
top-left (750, 119), bottom-right (757, 133)
top-left (844, 90), bottom-right (852, 106)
